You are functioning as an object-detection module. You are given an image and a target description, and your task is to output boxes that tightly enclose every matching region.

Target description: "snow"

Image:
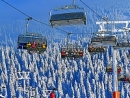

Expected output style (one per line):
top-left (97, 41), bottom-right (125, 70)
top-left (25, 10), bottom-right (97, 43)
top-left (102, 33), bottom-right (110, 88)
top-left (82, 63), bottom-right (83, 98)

top-left (1, 1), bottom-right (130, 98)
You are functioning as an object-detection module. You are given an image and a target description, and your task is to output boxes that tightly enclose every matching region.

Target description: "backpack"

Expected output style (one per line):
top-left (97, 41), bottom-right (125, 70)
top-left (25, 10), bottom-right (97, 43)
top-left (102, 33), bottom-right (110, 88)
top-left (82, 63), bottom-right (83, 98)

top-left (50, 91), bottom-right (56, 98)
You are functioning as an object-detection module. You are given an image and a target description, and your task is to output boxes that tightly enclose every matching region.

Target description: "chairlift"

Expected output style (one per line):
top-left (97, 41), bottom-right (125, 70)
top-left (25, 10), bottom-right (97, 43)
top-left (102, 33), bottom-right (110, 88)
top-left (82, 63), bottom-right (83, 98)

top-left (18, 85), bottom-right (22, 88)
top-left (32, 88), bottom-right (35, 91)
top-left (127, 54), bottom-right (130, 59)
top-left (118, 75), bottom-right (130, 83)
top-left (91, 34), bottom-right (117, 46)
top-left (88, 44), bottom-right (107, 54)
top-left (61, 44), bottom-right (83, 59)
top-left (25, 91), bottom-right (28, 93)
top-left (50, 0), bottom-right (86, 27)
top-left (113, 31), bottom-right (130, 50)
top-left (106, 65), bottom-right (121, 73)
top-left (18, 33), bottom-right (47, 53)
top-left (2, 86), bottom-right (6, 89)
top-left (12, 96), bottom-right (16, 98)
top-left (17, 18), bottom-right (47, 54)
top-left (113, 38), bottom-right (130, 50)
top-left (90, 31), bottom-right (117, 46)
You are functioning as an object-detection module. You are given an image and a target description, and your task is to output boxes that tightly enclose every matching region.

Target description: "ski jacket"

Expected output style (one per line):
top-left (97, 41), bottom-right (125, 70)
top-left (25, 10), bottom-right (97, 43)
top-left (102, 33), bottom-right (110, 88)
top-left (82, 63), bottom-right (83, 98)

top-left (50, 91), bottom-right (56, 98)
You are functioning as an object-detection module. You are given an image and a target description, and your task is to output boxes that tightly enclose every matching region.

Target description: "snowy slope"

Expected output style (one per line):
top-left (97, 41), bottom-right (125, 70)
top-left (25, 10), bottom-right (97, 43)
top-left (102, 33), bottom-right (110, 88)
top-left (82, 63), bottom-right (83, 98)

top-left (0, 1), bottom-right (130, 98)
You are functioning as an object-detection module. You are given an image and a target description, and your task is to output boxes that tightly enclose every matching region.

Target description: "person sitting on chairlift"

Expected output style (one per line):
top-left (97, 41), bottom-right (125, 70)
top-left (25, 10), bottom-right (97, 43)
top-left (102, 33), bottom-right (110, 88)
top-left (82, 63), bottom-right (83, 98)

top-left (42, 43), bottom-right (46, 49)
top-left (50, 88), bottom-right (59, 98)
top-left (32, 41), bottom-right (36, 48)
top-left (37, 43), bottom-right (41, 48)
top-left (36, 43), bottom-right (42, 53)
top-left (27, 42), bottom-right (31, 48)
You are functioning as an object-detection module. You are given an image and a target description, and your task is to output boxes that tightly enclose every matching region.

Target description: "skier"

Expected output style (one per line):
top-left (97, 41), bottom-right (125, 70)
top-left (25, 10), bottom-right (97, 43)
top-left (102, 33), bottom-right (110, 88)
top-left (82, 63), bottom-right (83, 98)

top-left (50, 88), bottom-right (59, 98)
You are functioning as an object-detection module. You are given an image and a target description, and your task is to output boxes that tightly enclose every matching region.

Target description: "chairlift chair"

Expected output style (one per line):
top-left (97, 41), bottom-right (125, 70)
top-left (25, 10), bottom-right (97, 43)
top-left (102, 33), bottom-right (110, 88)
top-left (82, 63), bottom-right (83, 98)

top-left (127, 54), bottom-right (130, 59)
top-left (12, 96), bottom-right (16, 98)
top-left (88, 44), bottom-right (107, 54)
top-left (2, 86), bottom-right (6, 89)
top-left (113, 38), bottom-right (130, 50)
top-left (50, 2), bottom-right (86, 27)
top-left (17, 33), bottom-right (47, 53)
top-left (61, 44), bottom-right (83, 59)
top-left (118, 75), bottom-right (130, 83)
top-left (91, 34), bottom-right (117, 47)
top-left (17, 18), bottom-right (47, 54)
top-left (106, 65), bottom-right (121, 73)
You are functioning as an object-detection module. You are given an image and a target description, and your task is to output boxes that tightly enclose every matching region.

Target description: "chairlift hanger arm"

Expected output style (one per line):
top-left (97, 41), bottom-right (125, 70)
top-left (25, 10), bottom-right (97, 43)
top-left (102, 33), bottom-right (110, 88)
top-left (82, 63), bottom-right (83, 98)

top-left (52, 0), bottom-right (82, 10)
top-left (2, 0), bottom-right (30, 18)
top-left (51, 0), bottom-right (77, 11)
top-left (26, 17), bottom-right (32, 33)
top-left (52, 4), bottom-right (85, 11)
top-left (72, 0), bottom-right (76, 5)
top-left (26, 17), bottom-right (33, 21)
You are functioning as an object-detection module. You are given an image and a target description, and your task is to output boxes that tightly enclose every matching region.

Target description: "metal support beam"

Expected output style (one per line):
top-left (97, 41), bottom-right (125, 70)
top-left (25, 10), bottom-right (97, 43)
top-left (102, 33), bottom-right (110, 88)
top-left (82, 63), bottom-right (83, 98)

top-left (112, 47), bottom-right (120, 98)
top-left (112, 47), bottom-right (118, 91)
top-left (96, 21), bottom-right (130, 33)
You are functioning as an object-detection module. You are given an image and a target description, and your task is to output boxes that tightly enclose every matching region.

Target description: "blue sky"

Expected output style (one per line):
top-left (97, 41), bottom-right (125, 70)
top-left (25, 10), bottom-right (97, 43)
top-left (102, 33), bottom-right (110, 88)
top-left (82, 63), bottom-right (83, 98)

top-left (0, 0), bottom-right (128, 40)
top-left (0, 0), bottom-right (84, 24)
top-left (0, 0), bottom-right (96, 39)
top-left (0, 0), bottom-right (116, 25)
top-left (0, 0), bottom-right (124, 25)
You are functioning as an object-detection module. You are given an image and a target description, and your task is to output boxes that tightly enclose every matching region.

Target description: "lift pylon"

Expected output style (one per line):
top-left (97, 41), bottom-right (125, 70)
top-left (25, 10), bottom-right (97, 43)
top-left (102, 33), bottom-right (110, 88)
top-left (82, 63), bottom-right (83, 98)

top-left (112, 48), bottom-right (120, 98)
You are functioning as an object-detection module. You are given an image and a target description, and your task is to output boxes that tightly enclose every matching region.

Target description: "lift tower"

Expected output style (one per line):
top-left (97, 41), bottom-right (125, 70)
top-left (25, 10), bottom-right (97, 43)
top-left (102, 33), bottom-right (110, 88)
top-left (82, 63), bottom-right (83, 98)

top-left (96, 20), bottom-right (130, 98)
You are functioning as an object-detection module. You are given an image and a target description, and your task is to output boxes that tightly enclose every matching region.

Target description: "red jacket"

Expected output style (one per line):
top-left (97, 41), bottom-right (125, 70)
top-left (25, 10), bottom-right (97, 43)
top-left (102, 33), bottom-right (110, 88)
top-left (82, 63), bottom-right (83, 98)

top-left (32, 42), bottom-right (36, 48)
top-left (50, 92), bottom-right (56, 98)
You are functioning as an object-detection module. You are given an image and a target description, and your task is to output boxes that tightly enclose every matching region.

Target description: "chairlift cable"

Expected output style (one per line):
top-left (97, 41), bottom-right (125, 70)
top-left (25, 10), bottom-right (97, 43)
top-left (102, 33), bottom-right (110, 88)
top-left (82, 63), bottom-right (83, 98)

top-left (2, 0), bottom-right (69, 33)
top-left (80, 0), bottom-right (108, 21)
top-left (2, 0), bottom-right (98, 37)
top-left (32, 18), bottom-right (68, 33)
top-left (2, 0), bottom-right (30, 18)
top-left (80, 0), bottom-right (127, 33)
